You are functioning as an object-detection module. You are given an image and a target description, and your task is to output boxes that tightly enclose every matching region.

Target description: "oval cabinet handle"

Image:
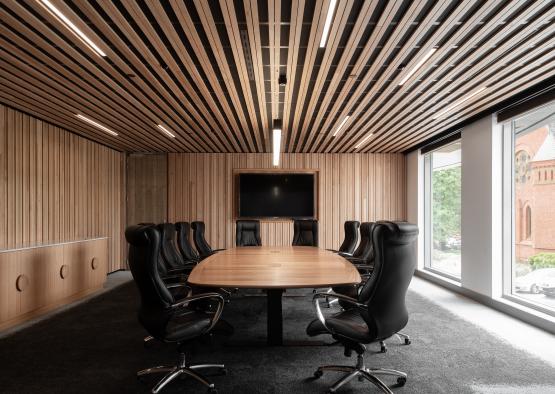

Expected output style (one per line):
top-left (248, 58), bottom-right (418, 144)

top-left (16, 274), bottom-right (29, 292)
top-left (91, 257), bottom-right (99, 270)
top-left (60, 264), bottom-right (69, 279)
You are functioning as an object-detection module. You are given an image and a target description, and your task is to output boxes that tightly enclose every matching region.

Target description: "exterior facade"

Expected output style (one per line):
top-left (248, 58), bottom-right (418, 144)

top-left (514, 123), bottom-right (555, 262)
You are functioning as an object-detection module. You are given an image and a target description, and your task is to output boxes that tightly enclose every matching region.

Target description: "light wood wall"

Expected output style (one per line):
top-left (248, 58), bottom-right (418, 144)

top-left (168, 153), bottom-right (406, 249)
top-left (0, 104), bottom-right (126, 272)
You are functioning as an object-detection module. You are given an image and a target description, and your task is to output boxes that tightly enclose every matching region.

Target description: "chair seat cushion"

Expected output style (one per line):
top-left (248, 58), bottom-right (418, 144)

top-left (306, 308), bottom-right (371, 343)
top-left (165, 310), bottom-right (212, 342)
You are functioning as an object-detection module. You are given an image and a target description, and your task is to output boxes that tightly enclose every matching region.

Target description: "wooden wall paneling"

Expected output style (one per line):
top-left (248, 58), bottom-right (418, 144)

top-left (168, 153), bottom-right (406, 249)
top-left (0, 105), bottom-right (125, 271)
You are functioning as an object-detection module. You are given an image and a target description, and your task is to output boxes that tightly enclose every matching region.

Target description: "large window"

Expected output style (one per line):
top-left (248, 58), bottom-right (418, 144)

top-left (503, 101), bottom-right (555, 314)
top-left (424, 140), bottom-right (462, 280)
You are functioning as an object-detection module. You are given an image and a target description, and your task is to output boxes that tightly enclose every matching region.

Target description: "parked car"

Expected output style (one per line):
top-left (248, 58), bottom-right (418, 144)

top-left (514, 268), bottom-right (555, 294)
top-left (539, 276), bottom-right (555, 297)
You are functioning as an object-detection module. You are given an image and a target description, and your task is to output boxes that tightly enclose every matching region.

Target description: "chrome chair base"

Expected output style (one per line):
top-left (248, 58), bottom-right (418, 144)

top-left (313, 354), bottom-right (406, 394)
top-left (379, 332), bottom-right (411, 353)
top-left (138, 353), bottom-right (225, 393)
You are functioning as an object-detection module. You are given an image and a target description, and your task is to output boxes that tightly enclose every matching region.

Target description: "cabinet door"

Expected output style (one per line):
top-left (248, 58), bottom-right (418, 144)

top-left (87, 239), bottom-right (108, 290)
top-left (62, 243), bottom-right (89, 297)
top-left (0, 251), bottom-right (20, 323)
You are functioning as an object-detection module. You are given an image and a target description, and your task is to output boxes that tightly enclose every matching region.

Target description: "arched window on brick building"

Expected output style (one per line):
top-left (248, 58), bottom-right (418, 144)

top-left (525, 205), bottom-right (532, 240)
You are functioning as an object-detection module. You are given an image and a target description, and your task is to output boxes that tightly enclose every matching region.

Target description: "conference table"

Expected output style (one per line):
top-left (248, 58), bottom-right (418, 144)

top-left (187, 246), bottom-right (361, 345)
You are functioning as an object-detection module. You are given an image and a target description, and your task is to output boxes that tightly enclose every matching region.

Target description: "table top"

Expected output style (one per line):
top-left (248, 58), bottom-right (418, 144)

top-left (187, 246), bottom-right (361, 289)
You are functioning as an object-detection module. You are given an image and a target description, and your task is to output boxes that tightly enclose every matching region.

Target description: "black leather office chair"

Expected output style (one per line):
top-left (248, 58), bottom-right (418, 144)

top-left (125, 225), bottom-right (226, 394)
top-left (339, 222), bottom-right (376, 275)
top-left (328, 221), bottom-right (360, 255)
top-left (236, 220), bottom-right (262, 246)
top-left (158, 223), bottom-right (196, 271)
top-left (292, 219), bottom-right (318, 246)
top-left (192, 221), bottom-right (225, 259)
top-left (175, 222), bottom-right (200, 263)
top-left (307, 221), bottom-right (418, 393)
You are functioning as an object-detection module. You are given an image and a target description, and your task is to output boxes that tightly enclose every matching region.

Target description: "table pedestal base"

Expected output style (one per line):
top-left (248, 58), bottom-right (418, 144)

top-left (266, 289), bottom-right (284, 346)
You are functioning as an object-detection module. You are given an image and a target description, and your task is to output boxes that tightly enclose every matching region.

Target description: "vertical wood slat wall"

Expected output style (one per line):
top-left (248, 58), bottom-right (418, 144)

top-left (0, 104), bottom-right (126, 272)
top-left (168, 153), bottom-right (406, 249)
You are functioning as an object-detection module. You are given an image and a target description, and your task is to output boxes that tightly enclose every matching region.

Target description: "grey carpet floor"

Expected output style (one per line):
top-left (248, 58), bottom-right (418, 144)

top-left (0, 283), bottom-right (554, 394)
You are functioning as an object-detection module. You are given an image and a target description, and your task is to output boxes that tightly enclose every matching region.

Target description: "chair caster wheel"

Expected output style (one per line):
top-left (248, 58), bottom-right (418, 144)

top-left (207, 388), bottom-right (218, 394)
top-left (221, 368), bottom-right (228, 376)
top-left (397, 377), bottom-right (407, 386)
top-left (314, 370), bottom-right (323, 379)
top-left (326, 389), bottom-right (336, 394)
top-left (404, 338), bottom-right (411, 345)
top-left (380, 345), bottom-right (387, 353)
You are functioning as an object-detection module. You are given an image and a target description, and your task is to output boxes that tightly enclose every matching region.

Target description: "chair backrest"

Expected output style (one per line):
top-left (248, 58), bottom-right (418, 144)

top-left (175, 221), bottom-right (199, 261)
top-left (358, 221), bottom-right (418, 340)
top-left (236, 220), bottom-right (262, 246)
top-left (351, 222), bottom-right (375, 262)
top-left (338, 220), bottom-right (360, 254)
top-left (191, 221), bottom-right (213, 257)
top-left (157, 223), bottom-right (186, 269)
top-left (292, 219), bottom-right (319, 246)
top-left (125, 225), bottom-right (175, 338)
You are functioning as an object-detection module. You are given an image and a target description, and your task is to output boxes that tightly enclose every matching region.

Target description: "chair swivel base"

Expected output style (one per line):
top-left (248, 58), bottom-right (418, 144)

top-left (313, 354), bottom-right (406, 394)
top-left (138, 353), bottom-right (226, 393)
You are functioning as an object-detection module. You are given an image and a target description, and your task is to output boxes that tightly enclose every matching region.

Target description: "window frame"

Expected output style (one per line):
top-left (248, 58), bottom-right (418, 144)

top-left (501, 111), bottom-right (555, 317)
top-left (423, 140), bottom-right (462, 282)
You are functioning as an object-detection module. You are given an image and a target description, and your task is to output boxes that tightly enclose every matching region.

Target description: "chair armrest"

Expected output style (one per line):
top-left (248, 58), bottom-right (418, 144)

top-left (346, 257), bottom-right (367, 264)
top-left (166, 282), bottom-right (190, 290)
top-left (312, 292), bottom-right (367, 333)
top-left (212, 248), bottom-right (226, 253)
top-left (170, 293), bottom-right (225, 332)
top-left (326, 248), bottom-right (339, 253)
top-left (338, 251), bottom-right (353, 257)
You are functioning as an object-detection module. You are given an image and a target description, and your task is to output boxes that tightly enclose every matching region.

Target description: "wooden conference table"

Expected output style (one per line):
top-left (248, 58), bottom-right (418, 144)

top-left (187, 246), bottom-right (361, 345)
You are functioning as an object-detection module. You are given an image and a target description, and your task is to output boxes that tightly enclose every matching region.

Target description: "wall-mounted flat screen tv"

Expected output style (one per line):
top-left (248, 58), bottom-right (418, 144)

top-left (238, 173), bottom-right (315, 218)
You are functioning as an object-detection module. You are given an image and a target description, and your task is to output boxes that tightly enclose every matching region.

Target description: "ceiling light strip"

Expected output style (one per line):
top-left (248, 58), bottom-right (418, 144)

top-left (398, 48), bottom-right (437, 86)
top-left (157, 124), bottom-right (176, 138)
top-left (332, 115), bottom-right (350, 137)
top-left (355, 133), bottom-right (374, 150)
top-left (37, 0), bottom-right (107, 57)
top-left (273, 129), bottom-right (281, 166)
top-left (433, 86), bottom-right (488, 119)
top-left (319, 0), bottom-right (337, 48)
top-left (76, 114), bottom-right (118, 136)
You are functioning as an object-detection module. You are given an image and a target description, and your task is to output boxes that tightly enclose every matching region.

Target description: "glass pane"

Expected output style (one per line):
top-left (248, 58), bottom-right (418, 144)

top-left (429, 141), bottom-right (462, 278)
top-left (512, 102), bottom-right (555, 311)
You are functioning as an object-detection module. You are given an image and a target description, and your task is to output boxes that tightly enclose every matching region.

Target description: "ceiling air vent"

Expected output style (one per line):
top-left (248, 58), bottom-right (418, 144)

top-left (240, 29), bottom-right (255, 81)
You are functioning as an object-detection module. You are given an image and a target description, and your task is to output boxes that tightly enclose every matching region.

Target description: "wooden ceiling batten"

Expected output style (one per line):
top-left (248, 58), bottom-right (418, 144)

top-left (352, 0), bottom-right (553, 152)
top-left (0, 0), bottom-right (552, 153)
top-left (365, 4), bottom-right (555, 152)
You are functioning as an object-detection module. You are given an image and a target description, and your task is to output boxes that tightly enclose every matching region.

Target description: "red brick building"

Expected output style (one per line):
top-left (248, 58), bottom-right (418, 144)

top-left (514, 122), bottom-right (555, 262)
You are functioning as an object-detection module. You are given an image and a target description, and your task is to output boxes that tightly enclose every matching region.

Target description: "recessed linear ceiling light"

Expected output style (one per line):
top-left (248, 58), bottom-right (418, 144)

top-left (37, 0), bottom-right (107, 57)
top-left (398, 48), bottom-right (437, 86)
top-left (273, 119), bottom-right (282, 166)
top-left (156, 124), bottom-right (176, 138)
top-left (332, 115), bottom-right (350, 137)
top-left (433, 86), bottom-right (487, 119)
top-left (76, 114), bottom-right (118, 136)
top-left (319, 0), bottom-right (337, 48)
top-left (355, 133), bottom-right (374, 150)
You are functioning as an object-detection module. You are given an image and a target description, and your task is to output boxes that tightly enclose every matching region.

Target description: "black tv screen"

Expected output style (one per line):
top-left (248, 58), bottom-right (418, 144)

top-left (238, 173), bottom-right (315, 218)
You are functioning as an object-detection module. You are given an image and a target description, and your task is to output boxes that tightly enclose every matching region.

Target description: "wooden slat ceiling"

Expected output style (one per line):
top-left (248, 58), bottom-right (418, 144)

top-left (1, 0), bottom-right (554, 153)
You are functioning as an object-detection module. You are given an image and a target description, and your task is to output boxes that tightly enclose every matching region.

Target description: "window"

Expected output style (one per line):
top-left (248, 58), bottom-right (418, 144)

top-left (525, 206), bottom-right (532, 240)
top-left (502, 101), bottom-right (555, 314)
top-left (423, 140), bottom-right (462, 280)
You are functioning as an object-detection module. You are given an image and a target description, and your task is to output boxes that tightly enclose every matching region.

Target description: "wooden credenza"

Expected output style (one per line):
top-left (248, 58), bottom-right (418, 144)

top-left (0, 238), bottom-right (108, 331)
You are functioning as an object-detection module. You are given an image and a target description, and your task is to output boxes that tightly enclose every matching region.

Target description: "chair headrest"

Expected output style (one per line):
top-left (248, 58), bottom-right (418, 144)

top-left (125, 224), bottom-right (159, 247)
